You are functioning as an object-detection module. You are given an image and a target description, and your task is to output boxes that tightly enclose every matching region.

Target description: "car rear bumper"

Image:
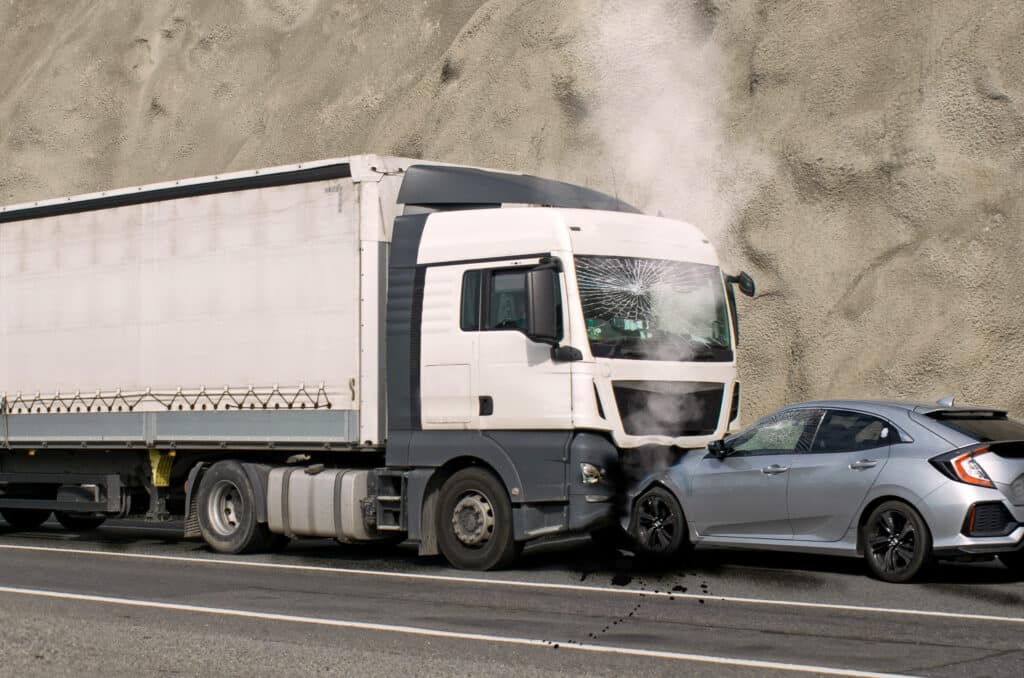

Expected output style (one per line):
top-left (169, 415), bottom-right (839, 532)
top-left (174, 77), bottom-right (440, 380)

top-left (922, 480), bottom-right (1024, 555)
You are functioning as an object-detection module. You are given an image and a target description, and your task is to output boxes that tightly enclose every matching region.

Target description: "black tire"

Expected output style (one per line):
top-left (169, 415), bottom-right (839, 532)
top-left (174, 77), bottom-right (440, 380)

top-left (999, 550), bottom-right (1024, 573)
top-left (629, 486), bottom-right (689, 557)
top-left (0, 508), bottom-right (51, 529)
top-left (861, 500), bottom-right (932, 583)
top-left (54, 512), bottom-right (107, 531)
top-left (437, 467), bottom-right (518, 570)
top-left (197, 461), bottom-right (275, 554)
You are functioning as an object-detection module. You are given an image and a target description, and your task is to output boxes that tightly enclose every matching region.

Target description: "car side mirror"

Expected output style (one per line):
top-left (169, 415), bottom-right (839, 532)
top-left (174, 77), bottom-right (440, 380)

top-left (526, 265), bottom-right (561, 346)
top-left (726, 271), bottom-right (756, 297)
top-left (707, 439), bottom-right (732, 458)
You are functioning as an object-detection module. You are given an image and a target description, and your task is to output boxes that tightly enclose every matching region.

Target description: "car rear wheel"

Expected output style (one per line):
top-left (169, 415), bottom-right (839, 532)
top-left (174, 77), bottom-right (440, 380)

top-left (630, 486), bottom-right (688, 557)
top-left (861, 500), bottom-right (932, 583)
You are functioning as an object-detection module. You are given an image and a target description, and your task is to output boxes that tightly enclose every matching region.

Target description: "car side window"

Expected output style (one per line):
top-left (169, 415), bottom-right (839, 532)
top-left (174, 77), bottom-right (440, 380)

top-left (728, 409), bottom-right (822, 457)
top-left (809, 410), bottom-right (892, 453)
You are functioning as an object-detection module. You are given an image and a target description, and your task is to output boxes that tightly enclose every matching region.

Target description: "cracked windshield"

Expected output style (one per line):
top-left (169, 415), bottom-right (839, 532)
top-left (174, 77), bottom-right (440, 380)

top-left (575, 255), bottom-right (732, 362)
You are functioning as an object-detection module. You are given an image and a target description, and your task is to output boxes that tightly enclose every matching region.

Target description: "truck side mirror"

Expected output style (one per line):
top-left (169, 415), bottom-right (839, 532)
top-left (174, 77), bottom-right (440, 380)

top-left (526, 267), bottom-right (560, 345)
top-left (726, 271), bottom-right (756, 297)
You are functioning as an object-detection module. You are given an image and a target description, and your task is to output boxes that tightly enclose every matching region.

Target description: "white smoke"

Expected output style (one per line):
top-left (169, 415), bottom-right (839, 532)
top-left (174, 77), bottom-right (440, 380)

top-left (586, 0), bottom-right (773, 245)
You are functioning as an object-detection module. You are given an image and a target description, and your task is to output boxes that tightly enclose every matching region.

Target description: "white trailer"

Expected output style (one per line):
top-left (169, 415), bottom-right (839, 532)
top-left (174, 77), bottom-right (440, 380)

top-left (0, 155), bottom-right (754, 569)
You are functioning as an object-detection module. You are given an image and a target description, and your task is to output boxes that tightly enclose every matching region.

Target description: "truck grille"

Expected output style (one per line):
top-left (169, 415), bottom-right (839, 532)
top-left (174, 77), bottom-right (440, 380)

top-left (612, 381), bottom-right (723, 437)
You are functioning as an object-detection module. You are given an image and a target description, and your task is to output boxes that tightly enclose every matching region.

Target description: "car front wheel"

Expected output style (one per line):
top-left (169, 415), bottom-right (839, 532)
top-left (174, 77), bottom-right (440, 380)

top-left (861, 500), bottom-right (932, 583)
top-left (630, 486), bottom-right (688, 557)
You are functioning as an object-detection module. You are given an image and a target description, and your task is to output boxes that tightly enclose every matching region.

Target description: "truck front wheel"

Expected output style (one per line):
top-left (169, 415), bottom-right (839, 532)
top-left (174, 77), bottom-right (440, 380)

top-left (197, 461), bottom-right (275, 554)
top-left (437, 468), bottom-right (518, 570)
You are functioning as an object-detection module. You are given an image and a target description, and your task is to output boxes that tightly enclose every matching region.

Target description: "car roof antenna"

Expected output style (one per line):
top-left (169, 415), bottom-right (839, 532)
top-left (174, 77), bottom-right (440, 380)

top-left (936, 395), bottom-right (956, 407)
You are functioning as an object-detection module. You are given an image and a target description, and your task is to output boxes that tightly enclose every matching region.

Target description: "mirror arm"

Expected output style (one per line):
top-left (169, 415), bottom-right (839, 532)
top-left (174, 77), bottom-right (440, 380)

top-left (551, 345), bottom-right (583, 362)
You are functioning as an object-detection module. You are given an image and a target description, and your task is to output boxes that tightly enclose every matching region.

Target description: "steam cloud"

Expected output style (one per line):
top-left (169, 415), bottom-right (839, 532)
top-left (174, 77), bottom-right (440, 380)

top-left (587, 0), bottom-right (773, 245)
top-left (578, 2), bottom-right (772, 479)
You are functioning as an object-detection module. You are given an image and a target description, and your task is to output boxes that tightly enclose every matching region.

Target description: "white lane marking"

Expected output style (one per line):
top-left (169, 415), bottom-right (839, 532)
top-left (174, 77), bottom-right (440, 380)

top-left (0, 543), bottom-right (1021, 626)
top-left (0, 585), bottom-right (913, 678)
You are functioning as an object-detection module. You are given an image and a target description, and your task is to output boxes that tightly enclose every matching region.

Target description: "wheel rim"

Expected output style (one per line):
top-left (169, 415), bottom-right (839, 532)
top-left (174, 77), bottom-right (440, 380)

top-left (868, 509), bottom-right (917, 574)
top-left (451, 491), bottom-right (495, 547)
top-left (637, 492), bottom-right (679, 553)
top-left (208, 480), bottom-right (243, 537)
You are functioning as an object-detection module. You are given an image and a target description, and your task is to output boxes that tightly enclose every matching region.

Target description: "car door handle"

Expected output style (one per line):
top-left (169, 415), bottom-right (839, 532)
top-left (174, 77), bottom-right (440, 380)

top-left (849, 459), bottom-right (879, 470)
top-left (761, 464), bottom-right (789, 475)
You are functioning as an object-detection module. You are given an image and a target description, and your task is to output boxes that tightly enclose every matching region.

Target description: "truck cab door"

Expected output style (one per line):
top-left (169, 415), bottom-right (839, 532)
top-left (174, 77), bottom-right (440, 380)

top-left (469, 260), bottom-right (573, 430)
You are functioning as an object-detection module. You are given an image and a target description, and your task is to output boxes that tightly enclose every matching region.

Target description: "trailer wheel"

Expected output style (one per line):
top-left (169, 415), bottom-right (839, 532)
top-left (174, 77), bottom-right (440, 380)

top-left (197, 461), bottom-right (274, 554)
top-left (0, 508), bottom-right (51, 529)
top-left (437, 468), bottom-right (518, 570)
top-left (55, 512), bottom-right (107, 531)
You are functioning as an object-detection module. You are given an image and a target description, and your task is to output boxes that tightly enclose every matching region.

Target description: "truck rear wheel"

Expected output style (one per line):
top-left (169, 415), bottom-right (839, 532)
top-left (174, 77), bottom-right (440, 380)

top-left (437, 468), bottom-right (518, 570)
top-left (55, 512), bottom-right (107, 531)
top-left (197, 461), bottom-right (275, 554)
top-left (0, 508), bottom-right (51, 529)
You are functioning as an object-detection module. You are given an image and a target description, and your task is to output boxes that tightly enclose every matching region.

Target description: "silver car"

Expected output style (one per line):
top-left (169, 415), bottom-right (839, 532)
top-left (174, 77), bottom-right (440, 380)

top-left (626, 400), bottom-right (1024, 582)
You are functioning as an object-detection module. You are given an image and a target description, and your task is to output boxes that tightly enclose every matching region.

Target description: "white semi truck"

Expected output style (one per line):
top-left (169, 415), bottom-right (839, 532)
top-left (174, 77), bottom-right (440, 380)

top-left (0, 155), bottom-right (754, 569)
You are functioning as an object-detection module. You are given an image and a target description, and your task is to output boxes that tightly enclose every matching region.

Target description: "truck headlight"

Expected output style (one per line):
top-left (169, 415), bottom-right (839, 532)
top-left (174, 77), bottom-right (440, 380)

top-left (580, 463), bottom-right (605, 485)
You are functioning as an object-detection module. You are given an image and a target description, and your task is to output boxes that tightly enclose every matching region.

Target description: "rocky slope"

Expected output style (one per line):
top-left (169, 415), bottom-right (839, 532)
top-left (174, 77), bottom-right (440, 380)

top-left (1, 0), bottom-right (1022, 418)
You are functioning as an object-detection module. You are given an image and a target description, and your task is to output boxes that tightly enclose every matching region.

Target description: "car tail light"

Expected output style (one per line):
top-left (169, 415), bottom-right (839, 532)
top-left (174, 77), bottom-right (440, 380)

top-left (930, 446), bottom-right (995, 488)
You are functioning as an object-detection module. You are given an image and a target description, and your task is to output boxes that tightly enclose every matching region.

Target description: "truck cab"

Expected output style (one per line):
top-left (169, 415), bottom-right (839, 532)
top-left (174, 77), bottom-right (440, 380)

top-left (379, 163), bottom-right (748, 568)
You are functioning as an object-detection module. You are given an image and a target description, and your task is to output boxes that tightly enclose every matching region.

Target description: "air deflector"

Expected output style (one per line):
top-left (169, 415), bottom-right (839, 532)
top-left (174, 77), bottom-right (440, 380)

top-left (397, 164), bottom-right (639, 213)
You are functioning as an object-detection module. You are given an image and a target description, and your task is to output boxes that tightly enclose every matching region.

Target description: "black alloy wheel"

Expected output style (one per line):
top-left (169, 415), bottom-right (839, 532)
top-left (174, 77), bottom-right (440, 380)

top-left (631, 486), bottom-right (687, 557)
top-left (861, 500), bottom-right (932, 583)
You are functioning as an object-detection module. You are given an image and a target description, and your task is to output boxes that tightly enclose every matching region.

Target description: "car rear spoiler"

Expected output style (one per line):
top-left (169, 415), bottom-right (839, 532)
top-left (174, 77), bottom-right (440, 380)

top-left (915, 406), bottom-right (1009, 417)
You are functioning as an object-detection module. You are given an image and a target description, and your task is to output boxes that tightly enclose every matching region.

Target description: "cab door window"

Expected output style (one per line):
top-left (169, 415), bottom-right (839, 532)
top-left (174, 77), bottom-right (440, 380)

top-left (486, 270), bottom-right (528, 330)
top-left (460, 266), bottom-right (562, 336)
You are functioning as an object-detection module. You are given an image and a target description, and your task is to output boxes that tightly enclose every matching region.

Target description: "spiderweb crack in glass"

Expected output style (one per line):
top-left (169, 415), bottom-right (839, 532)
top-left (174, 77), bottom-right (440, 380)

top-left (574, 255), bottom-right (732, 361)
top-left (576, 257), bottom-right (708, 322)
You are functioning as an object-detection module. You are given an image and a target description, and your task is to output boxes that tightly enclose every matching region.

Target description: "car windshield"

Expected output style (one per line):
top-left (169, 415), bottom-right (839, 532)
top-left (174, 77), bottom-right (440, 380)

top-left (575, 255), bottom-right (732, 361)
top-left (928, 414), bottom-right (1024, 442)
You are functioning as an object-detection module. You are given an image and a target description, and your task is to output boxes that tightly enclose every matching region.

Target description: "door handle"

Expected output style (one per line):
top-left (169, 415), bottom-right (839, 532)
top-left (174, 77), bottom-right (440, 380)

top-left (479, 396), bottom-right (494, 416)
top-left (761, 464), bottom-right (789, 475)
top-left (849, 459), bottom-right (878, 470)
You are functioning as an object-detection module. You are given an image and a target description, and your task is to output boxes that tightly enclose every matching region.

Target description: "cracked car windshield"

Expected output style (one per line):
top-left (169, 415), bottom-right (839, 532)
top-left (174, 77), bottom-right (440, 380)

top-left (575, 255), bottom-right (732, 361)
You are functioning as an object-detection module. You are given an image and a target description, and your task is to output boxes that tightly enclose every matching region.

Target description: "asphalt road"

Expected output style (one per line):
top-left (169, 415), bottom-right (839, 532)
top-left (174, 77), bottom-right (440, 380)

top-left (0, 520), bottom-right (1022, 677)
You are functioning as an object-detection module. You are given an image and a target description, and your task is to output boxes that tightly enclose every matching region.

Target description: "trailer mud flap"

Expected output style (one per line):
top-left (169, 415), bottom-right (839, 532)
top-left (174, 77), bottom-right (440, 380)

top-left (182, 463), bottom-right (208, 539)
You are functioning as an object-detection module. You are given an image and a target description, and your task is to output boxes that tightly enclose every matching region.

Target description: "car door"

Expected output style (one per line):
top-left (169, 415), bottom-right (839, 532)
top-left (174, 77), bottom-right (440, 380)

top-left (686, 408), bottom-right (822, 539)
top-left (786, 409), bottom-right (892, 541)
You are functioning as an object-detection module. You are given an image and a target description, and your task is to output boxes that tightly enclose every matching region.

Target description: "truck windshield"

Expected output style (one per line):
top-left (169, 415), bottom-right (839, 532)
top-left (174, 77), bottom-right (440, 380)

top-left (575, 255), bottom-right (733, 361)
